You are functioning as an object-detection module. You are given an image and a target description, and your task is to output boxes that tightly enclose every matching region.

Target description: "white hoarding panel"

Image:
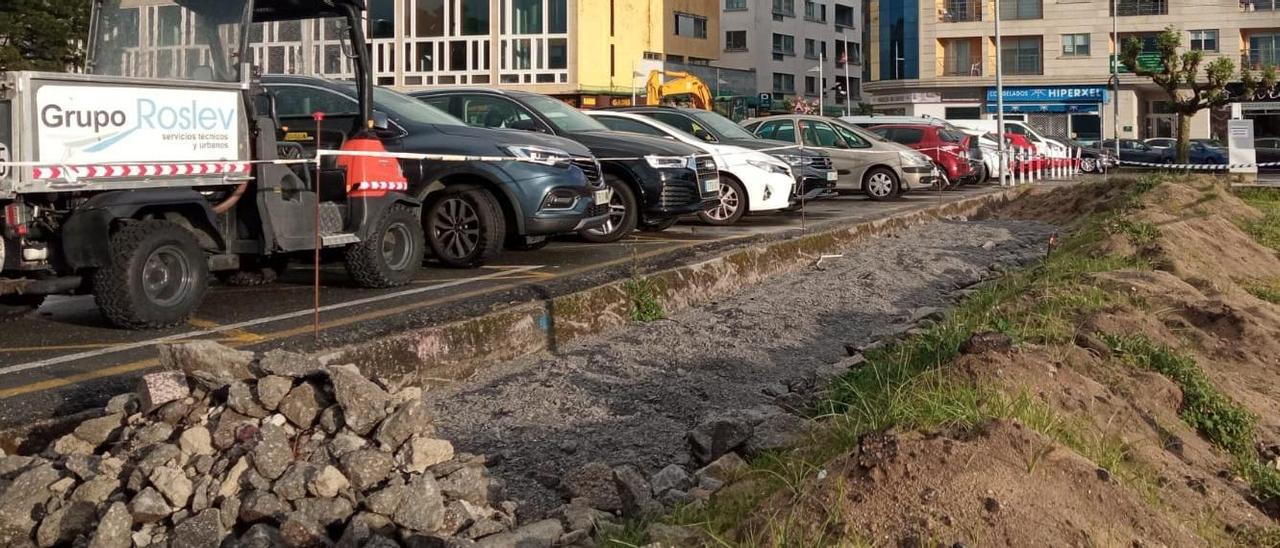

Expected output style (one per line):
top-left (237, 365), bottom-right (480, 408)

top-left (36, 85), bottom-right (241, 164)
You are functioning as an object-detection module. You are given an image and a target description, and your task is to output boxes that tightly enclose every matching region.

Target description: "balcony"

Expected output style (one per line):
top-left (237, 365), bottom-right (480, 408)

top-left (1243, 50), bottom-right (1280, 70)
top-left (1241, 0), bottom-right (1280, 10)
top-left (1113, 0), bottom-right (1168, 16)
top-left (943, 58), bottom-right (983, 76)
top-left (939, 0), bottom-right (982, 22)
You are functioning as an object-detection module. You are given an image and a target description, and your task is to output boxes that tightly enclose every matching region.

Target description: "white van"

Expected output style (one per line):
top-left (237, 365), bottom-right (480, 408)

top-left (949, 119), bottom-right (1068, 158)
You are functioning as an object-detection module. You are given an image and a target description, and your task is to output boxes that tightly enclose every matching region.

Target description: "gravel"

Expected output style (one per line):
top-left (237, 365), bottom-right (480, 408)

top-left (427, 219), bottom-right (1057, 517)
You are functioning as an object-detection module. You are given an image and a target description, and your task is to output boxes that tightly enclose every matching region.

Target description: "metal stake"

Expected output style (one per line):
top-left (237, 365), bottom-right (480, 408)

top-left (312, 111), bottom-right (325, 342)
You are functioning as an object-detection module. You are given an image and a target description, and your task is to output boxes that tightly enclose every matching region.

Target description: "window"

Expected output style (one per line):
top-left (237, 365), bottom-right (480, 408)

top-left (596, 116), bottom-right (666, 136)
top-left (1000, 0), bottom-right (1042, 19)
top-left (772, 33), bottom-right (795, 55)
top-left (1001, 36), bottom-right (1042, 75)
top-left (942, 38), bottom-right (979, 76)
top-left (549, 0), bottom-right (567, 33)
top-left (725, 0), bottom-right (747, 10)
top-left (1114, 0), bottom-right (1167, 16)
top-left (512, 0), bottom-right (542, 34)
top-left (945, 107), bottom-right (981, 119)
top-left (369, 0), bottom-right (396, 38)
top-left (674, 13), bottom-right (708, 39)
top-left (549, 38), bottom-right (567, 69)
top-left (271, 85), bottom-right (357, 117)
top-left (643, 51), bottom-right (662, 60)
top-left (1190, 30), bottom-right (1218, 52)
top-left (666, 54), bottom-right (684, 63)
top-left (801, 121), bottom-right (846, 147)
top-left (415, 0), bottom-right (445, 37)
top-left (756, 119), bottom-right (797, 142)
top-left (772, 0), bottom-right (795, 16)
top-left (805, 39), bottom-right (819, 59)
top-left (455, 96), bottom-right (535, 129)
top-left (772, 73), bottom-right (795, 93)
top-left (834, 3), bottom-right (854, 27)
top-left (885, 127), bottom-right (924, 145)
top-left (726, 31), bottom-right (747, 51)
top-left (833, 124), bottom-right (871, 148)
top-left (804, 1), bottom-right (826, 21)
top-left (1062, 33), bottom-right (1090, 56)
top-left (805, 76), bottom-right (817, 94)
top-left (1249, 33), bottom-right (1280, 68)
top-left (647, 112), bottom-right (700, 136)
top-left (461, 0), bottom-right (489, 35)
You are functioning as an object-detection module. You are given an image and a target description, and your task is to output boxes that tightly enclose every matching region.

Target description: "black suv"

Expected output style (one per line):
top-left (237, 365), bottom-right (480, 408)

top-left (412, 89), bottom-right (719, 242)
top-left (263, 76), bottom-right (608, 267)
top-left (612, 106), bottom-right (838, 203)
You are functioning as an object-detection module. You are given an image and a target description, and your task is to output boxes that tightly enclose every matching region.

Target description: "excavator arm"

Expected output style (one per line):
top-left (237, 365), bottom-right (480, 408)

top-left (644, 70), bottom-right (714, 110)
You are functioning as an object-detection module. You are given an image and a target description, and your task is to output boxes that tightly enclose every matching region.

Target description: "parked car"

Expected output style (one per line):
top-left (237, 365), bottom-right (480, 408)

top-left (413, 89), bottom-right (719, 241)
top-left (741, 115), bottom-right (939, 200)
top-left (263, 75), bottom-right (608, 266)
top-left (1141, 138), bottom-right (1227, 164)
top-left (1144, 137), bottom-right (1176, 150)
top-left (867, 124), bottom-right (978, 187)
top-left (1101, 139), bottom-right (1172, 165)
top-left (609, 106), bottom-right (839, 203)
top-left (1257, 138), bottom-right (1280, 170)
top-left (949, 119), bottom-right (1069, 158)
top-left (1070, 141), bottom-right (1115, 173)
top-left (841, 114), bottom-right (953, 128)
top-left (586, 111), bottom-right (794, 225)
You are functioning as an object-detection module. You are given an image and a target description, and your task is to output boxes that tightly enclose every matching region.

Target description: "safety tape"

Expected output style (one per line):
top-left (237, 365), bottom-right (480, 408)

top-left (1117, 160), bottom-right (1280, 170)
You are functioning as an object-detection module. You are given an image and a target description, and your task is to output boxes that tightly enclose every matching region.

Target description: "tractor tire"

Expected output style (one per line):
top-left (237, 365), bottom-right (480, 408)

top-left (215, 256), bottom-right (289, 287)
top-left (0, 294), bottom-right (45, 322)
top-left (345, 203), bottom-right (426, 288)
top-left (92, 220), bottom-right (210, 330)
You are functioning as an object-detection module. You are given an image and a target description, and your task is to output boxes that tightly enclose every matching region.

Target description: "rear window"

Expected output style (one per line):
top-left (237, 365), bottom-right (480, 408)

top-left (885, 127), bottom-right (923, 145)
top-left (939, 129), bottom-right (967, 143)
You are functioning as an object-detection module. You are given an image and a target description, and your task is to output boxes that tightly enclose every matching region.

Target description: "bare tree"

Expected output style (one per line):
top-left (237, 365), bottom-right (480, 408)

top-left (1121, 27), bottom-right (1276, 164)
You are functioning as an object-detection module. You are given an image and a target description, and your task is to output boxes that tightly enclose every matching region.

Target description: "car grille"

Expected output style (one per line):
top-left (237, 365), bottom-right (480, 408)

top-left (572, 157), bottom-right (604, 188)
top-left (808, 156), bottom-right (833, 170)
top-left (694, 155), bottom-right (717, 183)
top-left (660, 183), bottom-right (699, 208)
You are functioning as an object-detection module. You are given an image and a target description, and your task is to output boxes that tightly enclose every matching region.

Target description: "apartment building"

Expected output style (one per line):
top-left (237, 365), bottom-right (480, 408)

top-left (863, 0), bottom-right (1280, 141)
top-left (718, 0), bottom-right (865, 113)
top-left (245, 0), bottom-right (720, 107)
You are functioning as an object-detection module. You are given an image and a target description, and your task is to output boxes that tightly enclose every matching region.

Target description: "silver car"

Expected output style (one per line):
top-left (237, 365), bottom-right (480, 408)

top-left (742, 115), bottom-right (939, 200)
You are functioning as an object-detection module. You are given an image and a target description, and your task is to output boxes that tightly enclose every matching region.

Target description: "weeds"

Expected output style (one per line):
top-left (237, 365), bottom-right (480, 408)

top-left (1244, 279), bottom-right (1280, 305)
top-left (624, 277), bottom-right (665, 322)
top-left (1104, 218), bottom-right (1159, 247)
top-left (1236, 187), bottom-right (1280, 253)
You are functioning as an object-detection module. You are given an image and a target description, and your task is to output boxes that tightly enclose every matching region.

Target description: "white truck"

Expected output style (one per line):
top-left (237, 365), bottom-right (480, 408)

top-left (0, 0), bottom-right (425, 328)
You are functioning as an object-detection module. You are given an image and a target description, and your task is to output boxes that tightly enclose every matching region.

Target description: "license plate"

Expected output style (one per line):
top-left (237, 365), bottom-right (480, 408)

top-left (825, 171), bottom-right (839, 181)
top-left (703, 179), bottom-right (720, 194)
top-left (593, 188), bottom-right (611, 205)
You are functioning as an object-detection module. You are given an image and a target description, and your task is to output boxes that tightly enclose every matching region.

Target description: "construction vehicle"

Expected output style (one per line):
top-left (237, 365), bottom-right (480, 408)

top-left (0, 0), bottom-right (425, 328)
top-left (644, 70), bottom-right (714, 110)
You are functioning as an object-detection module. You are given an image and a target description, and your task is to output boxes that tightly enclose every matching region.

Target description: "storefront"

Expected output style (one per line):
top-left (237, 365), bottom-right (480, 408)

top-left (984, 85), bottom-right (1109, 143)
top-left (1231, 82), bottom-right (1280, 139)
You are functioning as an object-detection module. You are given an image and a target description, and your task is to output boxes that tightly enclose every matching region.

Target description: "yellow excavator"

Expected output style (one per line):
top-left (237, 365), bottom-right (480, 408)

top-left (644, 69), bottom-right (714, 110)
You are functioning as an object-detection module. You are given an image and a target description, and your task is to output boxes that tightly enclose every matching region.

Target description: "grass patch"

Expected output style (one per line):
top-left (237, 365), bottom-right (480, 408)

top-left (599, 177), bottom-right (1175, 547)
top-left (1236, 187), bottom-right (1280, 254)
top-left (624, 277), bottom-right (665, 322)
top-left (1244, 279), bottom-right (1280, 305)
top-left (1102, 334), bottom-right (1280, 506)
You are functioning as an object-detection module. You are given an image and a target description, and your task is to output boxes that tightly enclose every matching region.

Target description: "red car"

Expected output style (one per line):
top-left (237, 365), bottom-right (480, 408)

top-left (868, 124), bottom-right (977, 186)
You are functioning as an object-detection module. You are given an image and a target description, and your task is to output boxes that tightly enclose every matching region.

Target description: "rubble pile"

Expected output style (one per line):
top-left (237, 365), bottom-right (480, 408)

top-left (0, 341), bottom-right (556, 548)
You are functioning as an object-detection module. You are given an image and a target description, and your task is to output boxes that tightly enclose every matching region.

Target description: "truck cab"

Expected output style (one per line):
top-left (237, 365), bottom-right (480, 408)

top-left (0, 0), bottom-right (425, 328)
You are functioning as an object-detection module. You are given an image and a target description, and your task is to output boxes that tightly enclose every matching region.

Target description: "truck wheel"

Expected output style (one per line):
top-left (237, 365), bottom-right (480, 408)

top-left (346, 204), bottom-right (425, 288)
top-left (696, 176), bottom-right (747, 226)
top-left (0, 294), bottom-right (45, 322)
top-left (92, 220), bottom-right (209, 329)
top-left (215, 256), bottom-right (289, 287)
top-left (579, 175), bottom-right (637, 243)
top-left (863, 167), bottom-right (899, 201)
top-left (424, 185), bottom-right (504, 268)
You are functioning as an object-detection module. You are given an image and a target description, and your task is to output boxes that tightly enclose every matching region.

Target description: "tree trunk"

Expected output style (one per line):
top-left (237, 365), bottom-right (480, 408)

top-left (1176, 113), bottom-right (1192, 165)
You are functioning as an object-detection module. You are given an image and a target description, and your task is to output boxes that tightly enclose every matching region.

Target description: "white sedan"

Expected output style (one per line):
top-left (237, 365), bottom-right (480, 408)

top-left (586, 111), bottom-right (795, 226)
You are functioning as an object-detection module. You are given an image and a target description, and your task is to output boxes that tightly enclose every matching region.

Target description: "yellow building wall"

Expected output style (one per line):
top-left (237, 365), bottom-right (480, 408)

top-left (575, 0), bottom-right (665, 95)
top-left (664, 0), bottom-right (720, 60)
top-left (869, 1), bottom-right (881, 80)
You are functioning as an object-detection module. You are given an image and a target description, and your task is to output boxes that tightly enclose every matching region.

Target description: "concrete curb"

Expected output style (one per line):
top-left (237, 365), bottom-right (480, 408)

top-left (320, 187), bottom-right (1028, 384)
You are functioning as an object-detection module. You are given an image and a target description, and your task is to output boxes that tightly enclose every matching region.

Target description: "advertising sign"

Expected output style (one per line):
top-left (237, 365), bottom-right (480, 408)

top-left (1110, 52), bottom-right (1162, 74)
top-left (1228, 119), bottom-right (1256, 175)
top-left (985, 86), bottom-right (1108, 104)
top-left (35, 85), bottom-right (241, 164)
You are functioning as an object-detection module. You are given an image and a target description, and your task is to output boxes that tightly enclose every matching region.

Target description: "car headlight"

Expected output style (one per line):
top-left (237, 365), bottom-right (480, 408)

top-left (645, 155), bottom-right (690, 169)
top-left (505, 145), bottom-right (572, 166)
top-left (776, 154), bottom-right (808, 167)
top-left (747, 158), bottom-right (789, 175)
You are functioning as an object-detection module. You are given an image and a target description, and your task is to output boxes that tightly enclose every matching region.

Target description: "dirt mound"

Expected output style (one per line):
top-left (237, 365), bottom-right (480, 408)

top-left (738, 421), bottom-right (1209, 547)
top-left (984, 179), bottom-right (1138, 227)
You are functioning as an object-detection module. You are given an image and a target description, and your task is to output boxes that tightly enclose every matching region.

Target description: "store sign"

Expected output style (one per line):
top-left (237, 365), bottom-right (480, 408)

top-left (985, 86), bottom-right (1108, 104)
top-left (868, 92), bottom-right (942, 105)
top-left (1110, 52), bottom-right (1163, 74)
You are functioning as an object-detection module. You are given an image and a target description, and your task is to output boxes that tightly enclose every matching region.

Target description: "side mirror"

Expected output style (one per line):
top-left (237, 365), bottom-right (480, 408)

top-left (372, 111), bottom-right (391, 131)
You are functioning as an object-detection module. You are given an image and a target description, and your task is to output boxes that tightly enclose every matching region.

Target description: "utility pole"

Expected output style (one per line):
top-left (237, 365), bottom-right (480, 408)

top-left (1112, 0), bottom-right (1120, 159)
top-left (994, 0), bottom-right (1008, 185)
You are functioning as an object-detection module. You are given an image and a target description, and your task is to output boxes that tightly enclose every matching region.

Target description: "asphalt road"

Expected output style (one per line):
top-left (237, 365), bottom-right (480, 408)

top-left (0, 185), bottom-right (1007, 434)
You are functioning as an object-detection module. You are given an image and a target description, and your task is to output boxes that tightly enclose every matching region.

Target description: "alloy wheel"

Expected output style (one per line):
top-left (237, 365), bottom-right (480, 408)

top-left (705, 185), bottom-right (741, 221)
top-left (585, 191), bottom-right (627, 237)
top-left (433, 197), bottom-right (482, 260)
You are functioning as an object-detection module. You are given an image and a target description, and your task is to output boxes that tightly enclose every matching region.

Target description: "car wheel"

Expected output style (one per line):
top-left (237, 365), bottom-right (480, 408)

top-left (0, 294), bottom-right (45, 322)
top-left (92, 220), bottom-right (209, 329)
top-left (863, 167), bottom-right (899, 201)
top-left (696, 176), bottom-right (747, 226)
top-left (1081, 158), bottom-right (1098, 173)
top-left (346, 204), bottom-right (426, 287)
top-left (424, 184), bottom-right (505, 268)
top-left (579, 175), bottom-right (637, 243)
top-left (638, 216), bottom-right (679, 232)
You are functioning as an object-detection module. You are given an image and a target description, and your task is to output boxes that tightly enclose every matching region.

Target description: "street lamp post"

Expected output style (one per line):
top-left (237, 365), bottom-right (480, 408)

top-left (1112, 2), bottom-right (1120, 159)
top-left (994, 0), bottom-right (1008, 185)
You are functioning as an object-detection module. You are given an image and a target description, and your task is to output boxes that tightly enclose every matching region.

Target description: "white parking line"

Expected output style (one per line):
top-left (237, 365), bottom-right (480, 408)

top-left (0, 265), bottom-right (544, 377)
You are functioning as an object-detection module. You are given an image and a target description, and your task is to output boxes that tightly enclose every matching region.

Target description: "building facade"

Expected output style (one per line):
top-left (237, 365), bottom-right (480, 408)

top-left (717, 0), bottom-right (864, 113)
top-left (863, 0), bottom-right (1280, 141)
top-left (246, 0), bottom-right (722, 106)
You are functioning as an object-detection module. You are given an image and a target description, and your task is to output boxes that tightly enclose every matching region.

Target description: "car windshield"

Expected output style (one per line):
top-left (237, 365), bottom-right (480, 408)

top-left (521, 95), bottom-right (608, 133)
top-left (687, 110), bottom-right (758, 140)
top-left (91, 0), bottom-right (248, 82)
top-left (371, 87), bottom-right (464, 126)
top-left (833, 120), bottom-right (887, 142)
